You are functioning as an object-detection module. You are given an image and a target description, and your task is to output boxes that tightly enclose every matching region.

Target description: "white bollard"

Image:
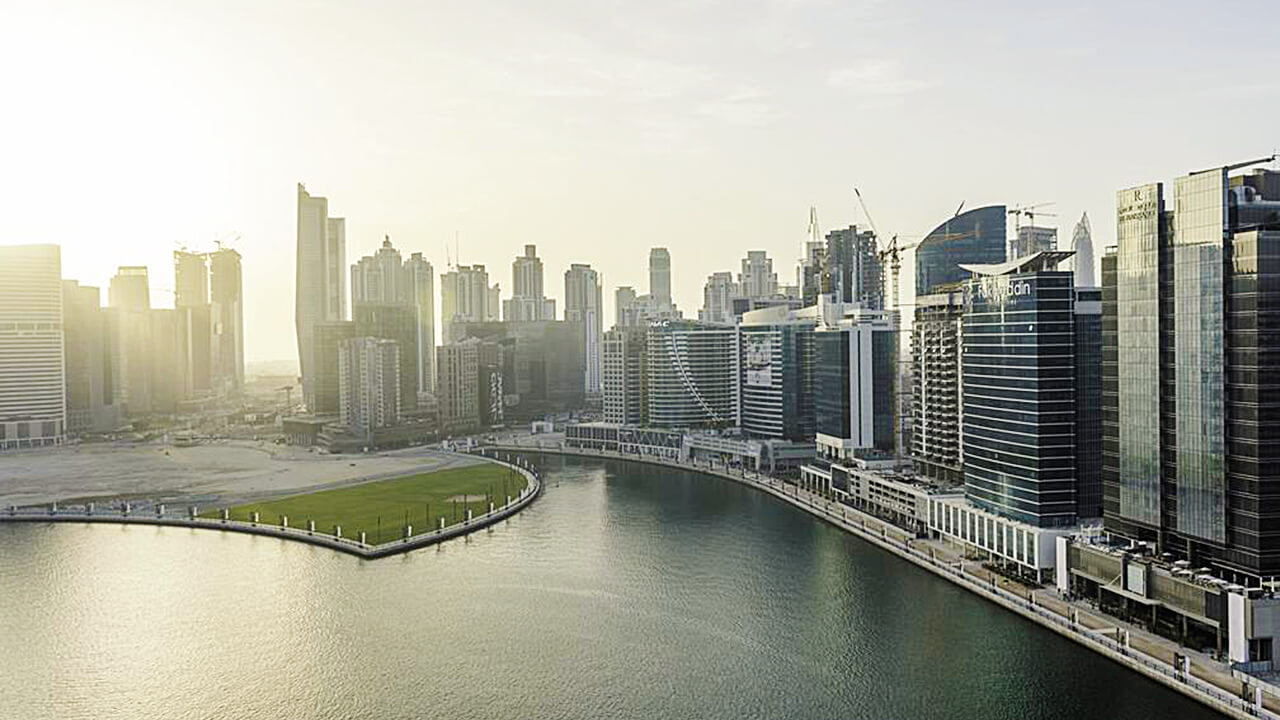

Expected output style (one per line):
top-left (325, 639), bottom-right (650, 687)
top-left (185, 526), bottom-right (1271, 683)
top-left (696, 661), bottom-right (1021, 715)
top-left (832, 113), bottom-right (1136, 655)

top-left (507, 495), bottom-right (512, 507)
top-left (335, 526), bottom-right (342, 539)
top-left (87, 502), bottom-right (94, 515)
top-left (359, 531), bottom-right (367, 545)
top-left (282, 516), bottom-right (289, 528)
top-left (189, 505), bottom-right (197, 519)
top-left (439, 517), bottom-right (446, 530)
top-left (466, 509), bottom-right (473, 524)
top-left (308, 520), bottom-right (315, 534)
top-left (221, 508), bottom-right (229, 522)
top-left (156, 504), bottom-right (164, 516)
top-left (489, 502), bottom-right (495, 514)
top-left (251, 511), bottom-right (259, 524)
top-left (405, 525), bottom-right (413, 539)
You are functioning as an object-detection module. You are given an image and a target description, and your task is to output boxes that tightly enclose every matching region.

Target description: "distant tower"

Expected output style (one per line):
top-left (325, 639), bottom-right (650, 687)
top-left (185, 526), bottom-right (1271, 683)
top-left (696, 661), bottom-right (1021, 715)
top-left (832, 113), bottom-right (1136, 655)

top-left (1071, 213), bottom-right (1096, 287)
top-left (564, 264), bottom-right (604, 394)
top-left (296, 184), bottom-right (347, 410)
top-left (504, 244), bottom-right (555, 322)
top-left (649, 248), bottom-right (672, 306)
top-left (799, 207), bottom-right (826, 306)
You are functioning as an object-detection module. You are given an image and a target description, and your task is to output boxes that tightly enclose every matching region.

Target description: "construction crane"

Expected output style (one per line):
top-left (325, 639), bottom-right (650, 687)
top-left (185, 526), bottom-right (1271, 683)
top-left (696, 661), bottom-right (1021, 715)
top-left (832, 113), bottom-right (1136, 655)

top-left (1008, 202), bottom-right (1058, 232)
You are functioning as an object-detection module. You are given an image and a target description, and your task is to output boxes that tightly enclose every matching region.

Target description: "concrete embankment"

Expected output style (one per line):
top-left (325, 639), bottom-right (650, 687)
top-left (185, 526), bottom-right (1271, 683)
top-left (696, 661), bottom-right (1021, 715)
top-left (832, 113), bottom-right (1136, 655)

top-left (499, 444), bottom-right (1274, 720)
top-left (0, 452), bottom-right (541, 560)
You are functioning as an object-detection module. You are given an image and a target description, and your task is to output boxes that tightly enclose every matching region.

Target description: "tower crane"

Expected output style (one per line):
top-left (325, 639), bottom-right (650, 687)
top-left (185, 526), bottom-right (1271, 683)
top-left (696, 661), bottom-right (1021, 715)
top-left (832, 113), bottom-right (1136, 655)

top-left (1008, 202), bottom-right (1058, 232)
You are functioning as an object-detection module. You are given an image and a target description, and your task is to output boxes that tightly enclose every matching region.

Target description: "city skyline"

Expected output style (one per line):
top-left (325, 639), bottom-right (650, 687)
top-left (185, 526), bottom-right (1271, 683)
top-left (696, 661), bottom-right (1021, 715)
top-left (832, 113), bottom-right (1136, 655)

top-left (5, 1), bottom-right (1278, 364)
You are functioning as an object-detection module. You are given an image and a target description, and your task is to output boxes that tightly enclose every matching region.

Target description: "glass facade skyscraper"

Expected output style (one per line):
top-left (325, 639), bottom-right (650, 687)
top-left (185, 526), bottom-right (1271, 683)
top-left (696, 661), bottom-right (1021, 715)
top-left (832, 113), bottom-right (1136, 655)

top-left (915, 206), bottom-right (1007, 297)
top-left (1103, 159), bottom-right (1280, 578)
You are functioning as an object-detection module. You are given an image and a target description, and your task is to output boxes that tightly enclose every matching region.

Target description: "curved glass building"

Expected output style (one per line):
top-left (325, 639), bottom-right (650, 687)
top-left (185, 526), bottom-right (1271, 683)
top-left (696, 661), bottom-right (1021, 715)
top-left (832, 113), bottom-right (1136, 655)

top-left (914, 206), bottom-right (1007, 297)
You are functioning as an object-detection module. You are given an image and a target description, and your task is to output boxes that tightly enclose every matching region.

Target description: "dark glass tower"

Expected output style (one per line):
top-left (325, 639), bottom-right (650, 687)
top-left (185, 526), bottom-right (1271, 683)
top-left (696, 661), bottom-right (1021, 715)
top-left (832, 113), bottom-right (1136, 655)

top-left (1103, 159), bottom-right (1280, 579)
top-left (916, 206), bottom-right (1007, 297)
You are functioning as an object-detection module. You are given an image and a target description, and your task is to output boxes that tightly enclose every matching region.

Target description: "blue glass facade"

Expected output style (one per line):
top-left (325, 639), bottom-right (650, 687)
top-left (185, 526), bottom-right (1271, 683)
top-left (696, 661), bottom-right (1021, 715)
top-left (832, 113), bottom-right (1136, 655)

top-left (915, 206), bottom-right (1007, 297)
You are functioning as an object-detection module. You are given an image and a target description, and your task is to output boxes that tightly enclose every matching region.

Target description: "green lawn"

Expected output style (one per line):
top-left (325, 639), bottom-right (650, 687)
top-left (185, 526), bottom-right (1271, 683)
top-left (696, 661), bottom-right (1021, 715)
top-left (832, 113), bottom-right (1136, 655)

top-left (201, 462), bottom-right (528, 546)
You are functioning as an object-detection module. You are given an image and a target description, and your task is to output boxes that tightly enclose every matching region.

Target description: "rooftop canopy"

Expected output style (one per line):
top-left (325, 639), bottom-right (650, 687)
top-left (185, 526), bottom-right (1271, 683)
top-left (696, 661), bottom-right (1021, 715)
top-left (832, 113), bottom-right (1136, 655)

top-left (959, 250), bottom-right (1076, 277)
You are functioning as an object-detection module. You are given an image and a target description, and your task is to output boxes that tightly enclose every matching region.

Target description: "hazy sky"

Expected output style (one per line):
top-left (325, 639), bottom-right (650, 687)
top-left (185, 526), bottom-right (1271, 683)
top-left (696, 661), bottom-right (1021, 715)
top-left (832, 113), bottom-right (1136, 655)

top-left (3, 0), bottom-right (1278, 365)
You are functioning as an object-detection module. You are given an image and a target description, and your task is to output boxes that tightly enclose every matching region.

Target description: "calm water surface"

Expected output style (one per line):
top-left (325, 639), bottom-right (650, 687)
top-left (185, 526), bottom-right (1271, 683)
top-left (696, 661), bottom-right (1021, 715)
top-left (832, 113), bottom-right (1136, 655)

top-left (0, 456), bottom-right (1217, 719)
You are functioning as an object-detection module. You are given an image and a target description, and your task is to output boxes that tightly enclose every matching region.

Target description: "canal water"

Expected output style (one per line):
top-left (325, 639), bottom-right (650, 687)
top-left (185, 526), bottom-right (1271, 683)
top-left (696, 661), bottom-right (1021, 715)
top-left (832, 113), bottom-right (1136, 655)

top-left (0, 456), bottom-right (1220, 719)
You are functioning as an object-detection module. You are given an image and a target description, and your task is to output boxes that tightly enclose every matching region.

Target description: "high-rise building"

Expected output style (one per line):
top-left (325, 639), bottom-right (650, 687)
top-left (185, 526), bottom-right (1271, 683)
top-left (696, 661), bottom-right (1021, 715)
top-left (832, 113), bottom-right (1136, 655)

top-left (824, 226), bottom-right (882, 309)
top-left (1070, 212), bottom-right (1097, 287)
top-left (148, 308), bottom-right (187, 414)
top-left (961, 251), bottom-right (1078, 528)
top-left (440, 265), bottom-right (493, 343)
top-left (338, 337), bottom-right (401, 437)
top-left (108, 266), bottom-right (152, 415)
top-left (812, 308), bottom-right (898, 464)
top-left (699, 272), bottom-right (738, 324)
top-left (311, 321), bottom-right (356, 415)
top-left (1010, 225), bottom-right (1058, 260)
top-left (1074, 286), bottom-right (1103, 520)
top-left (351, 236), bottom-right (409, 306)
top-left (208, 247), bottom-right (244, 394)
top-left (564, 263), bottom-right (603, 394)
top-left (646, 320), bottom-right (738, 429)
top-left (504, 244), bottom-right (555, 322)
top-left (404, 253), bottom-right (435, 395)
top-left (614, 286), bottom-right (638, 329)
top-left (915, 205), bottom-right (1007, 297)
top-left (602, 327), bottom-right (648, 425)
top-left (1103, 158), bottom-right (1280, 578)
top-left (296, 184), bottom-right (347, 410)
top-left (799, 206), bottom-right (826, 307)
top-left (174, 251), bottom-right (209, 308)
top-left (0, 245), bottom-right (66, 450)
top-left (911, 286), bottom-right (965, 484)
top-left (353, 303), bottom-right (419, 413)
top-left (739, 251), bottom-right (777, 299)
top-left (649, 248), bottom-right (672, 306)
top-left (449, 320), bottom-right (585, 421)
top-left (61, 281), bottom-right (121, 434)
top-left (436, 338), bottom-right (492, 433)
top-left (738, 307), bottom-right (817, 442)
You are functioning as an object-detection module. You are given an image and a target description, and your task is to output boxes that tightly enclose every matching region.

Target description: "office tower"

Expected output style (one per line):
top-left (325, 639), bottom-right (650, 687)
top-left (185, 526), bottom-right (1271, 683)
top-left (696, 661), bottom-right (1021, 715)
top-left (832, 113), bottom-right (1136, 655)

top-left (108, 266), bottom-right (153, 415)
top-left (1011, 225), bottom-right (1058, 260)
top-left (564, 263), bottom-right (603, 394)
top-left (915, 206), bottom-right (1007, 297)
top-left (646, 320), bottom-right (738, 429)
top-left (174, 250), bottom-right (209, 308)
top-left (311, 321), bottom-right (356, 414)
top-left (911, 286), bottom-right (965, 484)
top-left (353, 303), bottom-right (419, 413)
top-left (296, 184), bottom-right (347, 410)
top-left (799, 206), bottom-right (826, 307)
top-left (699, 272), bottom-right (738, 324)
top-left (475, 340), bottom-right (505, 428)
top-left (149, 309), bottom-right (186, 414)
top-left (739, 251), bottom-right (777, 299)
top-left (1074, 286), bottom-right (1103, 520)
top-left (602, 327), bottom-right (648, 425)
top-left (404, 253), bottom-right (435, 395)
top-left (440, 265), bottom-right (492, 343)
top-left (0, 245), bottom-right (65, 449)
top-left (615, 286), bottom-right (638, 329)
top-left (824, 226), bottom-right (883, 309)
top-left (739, 307), bottom-right (817, 441)
top-left (962, 251), bottom-right (1077, 527)
top-left (351, 236), bottom-right (409, 305)
top-left (1070, 212), bottom-right (1097, 287)
top-left (208, 247), bottom-right (244, 393)
top-left (812, 308), bottom-right (898, 463)
top-left (504, 244), bottom-right (555, 322)
top-left (649, 248), bottom-right (672, 306)
top-left (437, 339), bottom-right (481, 432)
top-left (448, 320), bottom-right (585, 421)
top-left (61, 281), bottom-right (121, 434)
top-left (338, 337), bottom-right (401, 437)
top-left (1103, 158), bottom-right (1280, 578)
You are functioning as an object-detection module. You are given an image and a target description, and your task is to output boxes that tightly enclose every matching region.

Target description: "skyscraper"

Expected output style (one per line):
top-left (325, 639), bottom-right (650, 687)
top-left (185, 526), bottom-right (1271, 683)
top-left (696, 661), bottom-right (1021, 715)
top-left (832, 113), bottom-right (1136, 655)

top-left (296, 184), bottom-right (347, 410)
top-left (564, 263), bottom-right (603, 394)
top-left (174, 250), bottom-right (209, 308)
top-left (62, 280), bottom-right (121, 434)
top-left (799, 206), bottom-right (826, 307)
top-left (649, 248), bottom-right (672, 306)
top-left (1103, 157), bottom-right (1280, 578)
top-left (173, 246), bottom-right (243, 398)
top-left (699, 272), bottom-right (738, 324)
top-left (1010, 225), bottom-right (1057, 260)
top-left (440, 265), bottom-right (493, 343)
top-left (812, 308), bottom-right (898, 464)
top-left (208, 247), bottom-right (244, 394)
top-left (646, 320), bottom-right (738, 429)
top-left (915, 205), bottom-right (1007, 297)
top-left (614, 286), bottom-right (638, 329)
top-left (108, 266), bottom-right (152, 415)
top-left (338, 337), bottom-right (401, 438)
top-left (911, 286), bottom-right (965, 484)
top-left (823, 226), bottom-right (882, 309)
top-left (1070, 212), bottom-right (1096, 287)
top-left (739, 250), bottom-right (777, 299)
top-left (504, 244), bottom-right (555, 322)
top-left (404, 253), bottom-right (435, 395)
top-left (0, 245), bottom-right (66, 449)
top-left (602, 327), bottom-right (648, 425)
top-left (739, 307), bottom-right (817, 442)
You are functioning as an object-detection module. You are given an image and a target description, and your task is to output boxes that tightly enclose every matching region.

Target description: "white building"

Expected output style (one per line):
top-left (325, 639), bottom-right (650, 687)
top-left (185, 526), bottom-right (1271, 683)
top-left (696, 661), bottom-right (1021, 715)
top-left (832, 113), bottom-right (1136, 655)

top-left (504, 244), bottom-right (555, 322)
top-left (699, 271), bottom-right (737, 324)
top-left (296, 184), bottom-right (347, 410)
top-left (565, 263), bottom-right (603, 394)
top-left (440, 264), bottom-right (495, 343)
top-left (0, 244), bottom-right (66, 449)
top-left (338, 337), bottom-right (400, 437)
top-left (739, 250), bottom-right (777, 299)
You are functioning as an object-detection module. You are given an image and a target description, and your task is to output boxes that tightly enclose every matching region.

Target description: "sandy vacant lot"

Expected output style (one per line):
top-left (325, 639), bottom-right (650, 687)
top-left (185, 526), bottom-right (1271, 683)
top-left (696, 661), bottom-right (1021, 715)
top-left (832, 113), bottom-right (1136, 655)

top-left (0, 441), bottom-right (481, 508)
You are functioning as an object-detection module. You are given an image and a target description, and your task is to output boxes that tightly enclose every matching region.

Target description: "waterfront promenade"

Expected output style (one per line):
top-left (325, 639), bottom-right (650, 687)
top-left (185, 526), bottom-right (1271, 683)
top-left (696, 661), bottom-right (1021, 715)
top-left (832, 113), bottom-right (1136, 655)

top-left (0, 452), bottom-right (541, 559)
top-left (491, 441), bottom-right (1278, 720)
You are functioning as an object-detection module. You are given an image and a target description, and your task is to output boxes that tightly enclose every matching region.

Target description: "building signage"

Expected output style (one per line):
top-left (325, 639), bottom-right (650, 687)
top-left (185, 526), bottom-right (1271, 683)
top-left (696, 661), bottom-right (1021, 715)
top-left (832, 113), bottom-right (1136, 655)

top-left (743, 335), bottom-right (773, 387)
top-left (968, 276), bottom-right (1033, 307)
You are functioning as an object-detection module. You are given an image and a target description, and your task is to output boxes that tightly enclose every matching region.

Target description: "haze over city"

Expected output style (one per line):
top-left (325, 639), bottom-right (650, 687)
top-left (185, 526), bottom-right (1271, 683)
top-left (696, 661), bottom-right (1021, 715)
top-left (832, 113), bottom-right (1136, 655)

top-left (4, 0), bottom-right (1277, 364)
